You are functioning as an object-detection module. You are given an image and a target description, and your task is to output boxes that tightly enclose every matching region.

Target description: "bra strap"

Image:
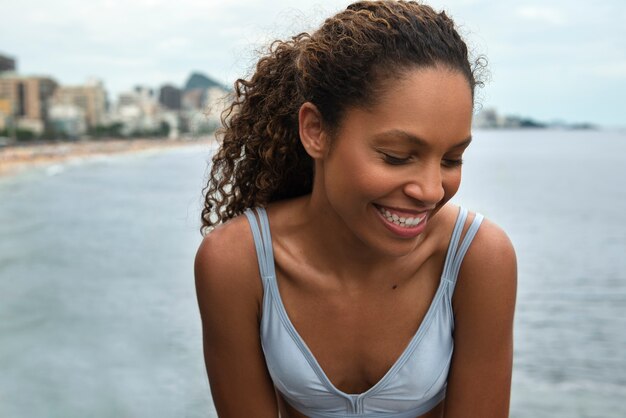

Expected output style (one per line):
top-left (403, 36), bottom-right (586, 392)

top-left (244, 207), bottom-right (276, 281)
top-left (442, 207), bottom-right (468, 282)
top-left (443, 207), bottom-right (484, 292)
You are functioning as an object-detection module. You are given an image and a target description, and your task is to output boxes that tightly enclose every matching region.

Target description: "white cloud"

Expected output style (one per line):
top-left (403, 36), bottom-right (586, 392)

top-left (515, 5), bottom-right (567, 25)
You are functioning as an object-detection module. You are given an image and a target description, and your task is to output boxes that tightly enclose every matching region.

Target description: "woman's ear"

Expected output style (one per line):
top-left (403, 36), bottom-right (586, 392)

top-left (299, 102), bottom-right (328, 159)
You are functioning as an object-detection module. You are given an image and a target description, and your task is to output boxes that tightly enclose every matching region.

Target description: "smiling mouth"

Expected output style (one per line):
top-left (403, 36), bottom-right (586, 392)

top-left (374, 205), bottom-right (427, 228)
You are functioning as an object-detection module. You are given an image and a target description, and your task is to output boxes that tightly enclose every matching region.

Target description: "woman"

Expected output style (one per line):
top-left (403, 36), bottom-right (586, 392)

top-left (195, 1), bottom-right (517, 417)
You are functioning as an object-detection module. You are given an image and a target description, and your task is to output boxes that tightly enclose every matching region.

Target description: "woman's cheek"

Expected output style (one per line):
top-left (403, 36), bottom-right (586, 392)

top-left (443, 170), bottom-right (462, 200)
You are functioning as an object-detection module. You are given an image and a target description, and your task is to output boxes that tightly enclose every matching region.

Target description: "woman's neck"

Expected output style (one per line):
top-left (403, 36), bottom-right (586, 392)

top-left (271, 194), bottom-right (435, 288)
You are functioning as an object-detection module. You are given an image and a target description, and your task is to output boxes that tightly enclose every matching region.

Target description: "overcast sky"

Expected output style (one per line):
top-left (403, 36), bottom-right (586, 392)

top-left (1, 0), bottom-right (625, 127)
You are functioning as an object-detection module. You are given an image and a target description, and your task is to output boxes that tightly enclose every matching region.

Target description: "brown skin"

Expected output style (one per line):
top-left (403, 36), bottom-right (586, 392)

top-left (195, 68), bottom-right (517, 417)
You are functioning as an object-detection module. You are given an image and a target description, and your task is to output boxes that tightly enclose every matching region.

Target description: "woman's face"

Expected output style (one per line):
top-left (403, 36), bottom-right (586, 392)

top-left (319, 67), bottom-right (473, 256)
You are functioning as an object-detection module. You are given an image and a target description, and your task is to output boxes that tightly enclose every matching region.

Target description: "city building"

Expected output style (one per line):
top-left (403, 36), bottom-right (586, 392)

top-left (0, 103), bottom-right (10, 131)
top-left (0, 74), bottom-right (58, 134)
top-left (48, 103), bottom-right (87, 138)
top-left (158, 84), bottom-right (181, 110)
top-left (181, 88), bottom-right (204, 110)
top-left (205, 86), bottom-right (229, 120)
top-left (50, 79), bottom-right (108, 128)
top-left (473, 108), bottom-right (501, 129)
top-left (179, 84), bottom-right (229, 135)
top-left (112, 86), bottom-right (162, 136)
top-left (0, 54), bottom-right (16, 73)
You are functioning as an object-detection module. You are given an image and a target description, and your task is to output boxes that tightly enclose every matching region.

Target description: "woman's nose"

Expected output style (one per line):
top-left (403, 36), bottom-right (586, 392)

top-left (403, 162), bottom-right (445, 205)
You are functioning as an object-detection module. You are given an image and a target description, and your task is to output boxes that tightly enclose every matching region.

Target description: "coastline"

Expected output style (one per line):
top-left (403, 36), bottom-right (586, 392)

top-left (0, 136), bottom-right (215, 177)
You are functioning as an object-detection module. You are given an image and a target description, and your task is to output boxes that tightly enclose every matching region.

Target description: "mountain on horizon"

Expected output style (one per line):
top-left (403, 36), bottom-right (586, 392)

top-left (184, 72), bottom-right (228, 92)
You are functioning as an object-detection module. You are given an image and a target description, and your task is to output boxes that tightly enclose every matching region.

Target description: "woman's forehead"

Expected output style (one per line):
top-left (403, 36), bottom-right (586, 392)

top-left (334, 68), bottom-right (473, 142)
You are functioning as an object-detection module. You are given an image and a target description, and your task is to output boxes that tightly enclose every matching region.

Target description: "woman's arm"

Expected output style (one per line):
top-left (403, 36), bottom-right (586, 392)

top-left (195, 220), bottom-right (279, 417)
top-left (443, 217), bottom-right (518, 418)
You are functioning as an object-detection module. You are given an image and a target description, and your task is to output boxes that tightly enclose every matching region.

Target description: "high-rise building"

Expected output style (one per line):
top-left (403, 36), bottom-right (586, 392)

top-left (158, 84), bottom-right (181, 110)
top-left (0, 54), bottom-right (16, 73)
top-left (51, 79), bottom-right (108, 128)
top-left (0, 74), bottom-right (58, 134)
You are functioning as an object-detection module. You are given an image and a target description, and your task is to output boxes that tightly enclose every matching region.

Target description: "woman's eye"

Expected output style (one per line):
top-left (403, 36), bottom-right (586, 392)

top-left (442, 158), bottom-right (464, 168)
top-left (382, 153), bottom-right (411, 165)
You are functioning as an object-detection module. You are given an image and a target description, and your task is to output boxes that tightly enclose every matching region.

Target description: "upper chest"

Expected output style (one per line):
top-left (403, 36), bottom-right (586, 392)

top-left (267, 241), bottom-right (449, 395)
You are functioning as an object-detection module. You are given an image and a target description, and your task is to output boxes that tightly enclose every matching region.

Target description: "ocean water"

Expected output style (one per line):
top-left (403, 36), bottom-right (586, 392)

top-left (0, 130), bottom-right (625, 418)
top-left (0, 146), bottom-right (215, 418)
top-left (453, 130), bottom-right (626, 417)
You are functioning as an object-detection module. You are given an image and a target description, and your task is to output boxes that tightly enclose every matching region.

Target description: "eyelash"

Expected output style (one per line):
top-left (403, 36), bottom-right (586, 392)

top-left (382, 153), bottom-right (411, 165)
top-left (442, 158), bottom-right (464, 168)
top-left (381, 153), bottom-right (464, 168)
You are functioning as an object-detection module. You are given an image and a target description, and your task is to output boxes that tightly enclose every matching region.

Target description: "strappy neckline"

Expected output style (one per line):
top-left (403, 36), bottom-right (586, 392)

top-left (245, 206), bottom-right (476, 401)
top-left (268, 260), bottom-right (449, 400)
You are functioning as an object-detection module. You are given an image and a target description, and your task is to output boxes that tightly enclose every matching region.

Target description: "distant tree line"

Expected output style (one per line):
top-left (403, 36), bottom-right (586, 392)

top-left (0, 121), bottom-right (172, 143)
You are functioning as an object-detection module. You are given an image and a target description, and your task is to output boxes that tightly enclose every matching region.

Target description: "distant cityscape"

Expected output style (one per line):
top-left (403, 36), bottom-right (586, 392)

top-left (473, 108), bottom-right (597, 130)
top-left (0, 52), bottom-right (231, 145)
top-left (0, 51), bottom-right (597, 146)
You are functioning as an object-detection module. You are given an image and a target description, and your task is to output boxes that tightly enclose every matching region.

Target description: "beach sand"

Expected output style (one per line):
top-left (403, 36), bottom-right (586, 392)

top-left (0, 136), bottom-right (215, 177)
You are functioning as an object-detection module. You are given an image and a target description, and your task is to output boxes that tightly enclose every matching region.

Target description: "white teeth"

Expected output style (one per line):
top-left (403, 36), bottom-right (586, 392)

top-left (376, 206), bottom-right (425, 228)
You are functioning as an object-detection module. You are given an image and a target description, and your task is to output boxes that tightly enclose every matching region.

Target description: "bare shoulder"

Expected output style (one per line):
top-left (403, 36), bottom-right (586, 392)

top-left (453, 211), bottom-right (517, 333)
top-left (195, 213), bottom-right (256, 271)
top-left (194, 213), bottom-right (279, 416)
top-left (194, 213), bottom-right (263, 318)
top-left (443, 212), bottom-right (517, 416)
top-left (457, 214), bottom-right (517, 301)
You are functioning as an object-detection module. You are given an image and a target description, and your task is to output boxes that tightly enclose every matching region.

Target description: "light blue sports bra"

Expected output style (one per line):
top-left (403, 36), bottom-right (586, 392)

top-left (244, 206), bottom-right (483, 418)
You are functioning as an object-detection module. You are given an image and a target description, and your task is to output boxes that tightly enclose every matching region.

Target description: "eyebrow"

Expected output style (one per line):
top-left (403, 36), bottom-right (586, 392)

top-left (373, 129), bottom-right (472, 149)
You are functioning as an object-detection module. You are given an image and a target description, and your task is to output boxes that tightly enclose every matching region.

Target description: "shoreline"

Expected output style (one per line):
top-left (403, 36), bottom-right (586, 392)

top-left (0, 136), bottom-right (215, 177)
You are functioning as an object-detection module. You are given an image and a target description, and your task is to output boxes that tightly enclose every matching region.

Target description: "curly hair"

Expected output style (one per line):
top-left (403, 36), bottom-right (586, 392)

top-left (200, 0), bottom-right (486, 235)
